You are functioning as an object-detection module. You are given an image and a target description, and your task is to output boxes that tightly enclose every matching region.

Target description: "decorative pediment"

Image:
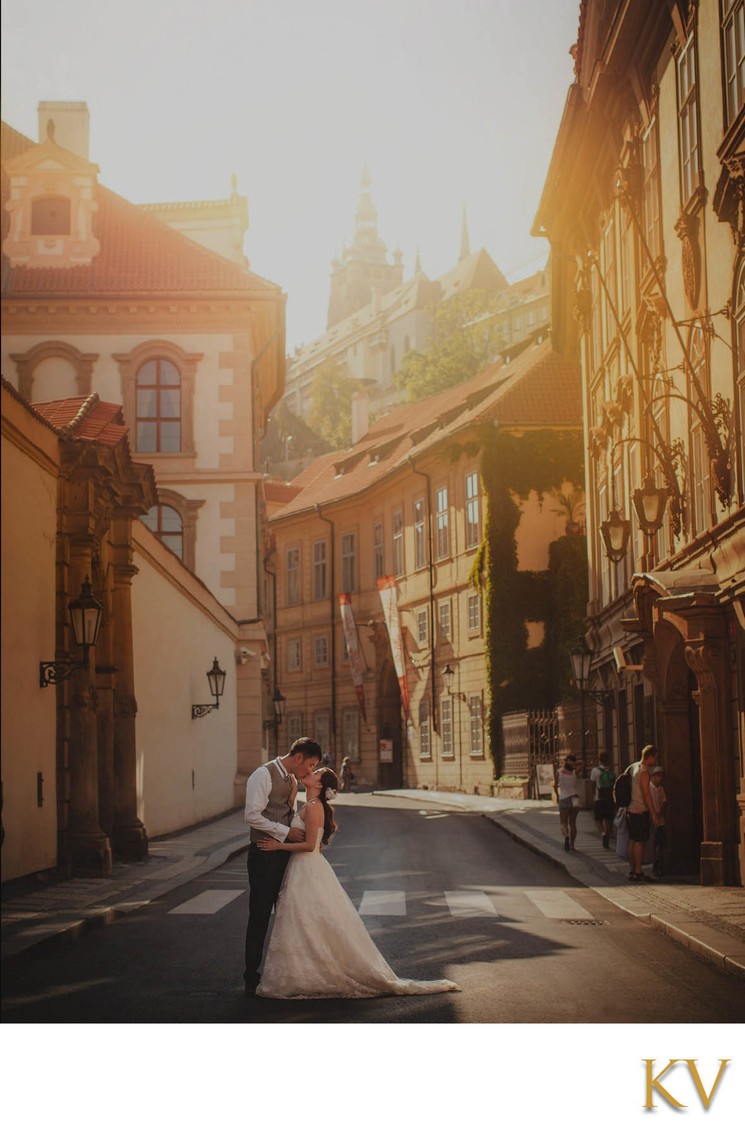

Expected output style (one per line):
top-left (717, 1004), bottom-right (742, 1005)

top-left (2, 129), bottom-right (100, 269)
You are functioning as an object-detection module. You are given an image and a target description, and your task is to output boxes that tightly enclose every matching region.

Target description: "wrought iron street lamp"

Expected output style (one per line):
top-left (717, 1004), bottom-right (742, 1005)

top-left (192, 657), bottom-right (227, 719)
top-left (569, 635), bottom-right (615, 767)
top-left (442, 663), bottom-right (467, 702)
top-left (39, 576), bottom-right (104, 687)
top-left (599, 506), bottom-right (632, 564)
top-left (631, 472), bottom-right (668, 535)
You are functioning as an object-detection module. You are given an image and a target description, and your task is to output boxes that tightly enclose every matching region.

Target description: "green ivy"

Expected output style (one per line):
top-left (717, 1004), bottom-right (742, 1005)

top-left (471, 427), bottom-right (587, 771)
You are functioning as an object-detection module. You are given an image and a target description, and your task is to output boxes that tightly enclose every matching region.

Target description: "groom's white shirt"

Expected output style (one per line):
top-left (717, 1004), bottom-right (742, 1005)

top-left (244, 758), bottom-right (293, 841)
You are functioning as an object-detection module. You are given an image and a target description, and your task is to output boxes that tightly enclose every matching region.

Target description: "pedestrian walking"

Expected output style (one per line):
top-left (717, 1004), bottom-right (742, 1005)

top-left (649, 765), bottom-right (668, 878)
top-left (339, 756), bottom-right (354, 792)
top-left (626, 744), bottom-right (660, 881)
top-left (555, 754), bottom-right (581, 851)
top-left (590, 750), bottom-right (616, 848)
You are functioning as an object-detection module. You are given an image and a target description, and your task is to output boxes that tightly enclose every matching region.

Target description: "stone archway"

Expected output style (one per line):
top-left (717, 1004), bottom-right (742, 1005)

top-left (378, 657), bottom-right (403, 789)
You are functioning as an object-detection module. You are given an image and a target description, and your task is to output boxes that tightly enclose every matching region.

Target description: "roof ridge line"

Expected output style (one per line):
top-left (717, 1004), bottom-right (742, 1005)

top-left (58, 392), bottom-right (100, 439)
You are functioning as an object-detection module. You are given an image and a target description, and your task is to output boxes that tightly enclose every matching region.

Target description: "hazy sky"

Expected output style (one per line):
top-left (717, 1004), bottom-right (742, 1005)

top-left (1, 0), bottom-right (580, 348)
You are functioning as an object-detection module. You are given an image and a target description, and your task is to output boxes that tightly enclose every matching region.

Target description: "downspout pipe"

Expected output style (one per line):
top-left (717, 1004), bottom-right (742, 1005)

top-left (315, 504), bottom-right (337, 758)
top-left (408, 455), bottom-right (437, 733)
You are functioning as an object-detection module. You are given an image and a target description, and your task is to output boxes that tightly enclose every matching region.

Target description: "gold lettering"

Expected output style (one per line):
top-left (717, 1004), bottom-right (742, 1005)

top-left (643, 1059), bottom-right (685, 1109)
top-left (685, 1060), bottom-right (730, 1110)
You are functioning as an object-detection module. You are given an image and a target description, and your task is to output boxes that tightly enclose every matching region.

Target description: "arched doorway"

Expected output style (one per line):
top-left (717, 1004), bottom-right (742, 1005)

top-left (656, 621), bottom-right (701, 876)
top-left (378, 658), bottom-right (403, 788)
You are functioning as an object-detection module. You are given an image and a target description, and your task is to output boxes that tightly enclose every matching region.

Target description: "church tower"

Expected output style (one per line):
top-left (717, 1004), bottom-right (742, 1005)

top-left (326, 167), bottom-right (403, 328)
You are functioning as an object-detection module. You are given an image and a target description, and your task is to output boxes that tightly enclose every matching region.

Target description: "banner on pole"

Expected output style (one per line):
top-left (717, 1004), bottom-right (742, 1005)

top-left (376, 574), bottom-right (410, 718)
top-left (339, 593), bottom-right (367, 721)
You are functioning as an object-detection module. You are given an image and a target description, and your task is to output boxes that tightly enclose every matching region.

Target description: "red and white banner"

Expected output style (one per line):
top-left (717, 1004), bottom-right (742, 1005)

top-left (376, 574), bottom-right (410, 718)
top-left (339, 593), bottom-right (367, 721)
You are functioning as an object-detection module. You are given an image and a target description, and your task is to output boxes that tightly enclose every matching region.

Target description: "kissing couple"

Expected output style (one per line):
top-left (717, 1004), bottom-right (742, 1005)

top-left (243, 736), bottom-right (460, 999)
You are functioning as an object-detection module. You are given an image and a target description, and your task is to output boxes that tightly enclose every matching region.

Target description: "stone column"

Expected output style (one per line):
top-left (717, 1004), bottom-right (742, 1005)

top-left (110, 515), bottom-right (148, 860)
top-left (656, 699), bottom-right (695, 876)
top-left (685, 638), bottom-right (739, 885)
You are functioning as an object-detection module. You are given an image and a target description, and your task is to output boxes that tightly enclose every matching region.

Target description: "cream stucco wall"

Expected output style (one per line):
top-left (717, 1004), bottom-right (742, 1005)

top-left (1, 390), bottom-right (59, 881)
top-left (131, 521), bottom-right (242, 838)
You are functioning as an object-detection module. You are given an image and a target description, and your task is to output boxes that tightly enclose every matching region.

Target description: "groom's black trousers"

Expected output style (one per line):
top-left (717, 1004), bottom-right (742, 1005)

top-left (244, 845), bottom-right (290, 988)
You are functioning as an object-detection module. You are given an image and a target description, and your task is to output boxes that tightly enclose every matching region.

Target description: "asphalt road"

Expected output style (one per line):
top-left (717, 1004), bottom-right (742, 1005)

top-left (3, 798), bottom-right (744, 1024)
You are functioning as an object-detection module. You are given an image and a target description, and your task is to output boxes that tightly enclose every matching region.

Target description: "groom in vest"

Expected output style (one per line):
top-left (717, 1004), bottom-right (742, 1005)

top-left (243, 737), bottom-right (323, 996)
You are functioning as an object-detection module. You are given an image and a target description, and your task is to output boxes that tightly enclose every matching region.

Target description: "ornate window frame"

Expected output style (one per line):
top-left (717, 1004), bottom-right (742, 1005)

top-left (148, 487), bottom-right (204, 572)
top-left (114, 340), bottom-right (201, 456)
top-left (10, 340), bottom-right (98, 401)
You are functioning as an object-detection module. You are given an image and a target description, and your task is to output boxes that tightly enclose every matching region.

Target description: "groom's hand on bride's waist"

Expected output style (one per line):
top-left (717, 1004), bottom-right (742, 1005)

top-left (286, 828), bottom-right (305, 843)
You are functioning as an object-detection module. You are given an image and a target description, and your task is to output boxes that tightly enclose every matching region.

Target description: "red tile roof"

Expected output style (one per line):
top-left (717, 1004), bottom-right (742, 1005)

top-left (33, 393), bottom-right (129, 449)
top-left (270, 337), bottom-right (581, 520)
top-left (1, 121), bottom-right (281, 298)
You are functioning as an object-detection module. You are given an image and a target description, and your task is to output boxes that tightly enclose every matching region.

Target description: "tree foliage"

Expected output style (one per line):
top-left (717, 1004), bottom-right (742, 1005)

top-left (395, 289), bottom-right (504, 401)
top-left (306, 360), bottom-right (359, 449)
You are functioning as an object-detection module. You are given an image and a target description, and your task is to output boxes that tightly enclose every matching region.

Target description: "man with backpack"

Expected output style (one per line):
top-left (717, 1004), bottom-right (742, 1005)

top-left (590, 750), bottom-right (616, 848)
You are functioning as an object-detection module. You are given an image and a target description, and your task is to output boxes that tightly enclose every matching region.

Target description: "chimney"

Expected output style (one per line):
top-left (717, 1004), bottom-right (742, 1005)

top-left (351, 391), bottom-right (369, 445)
top-left (38, 101), bottom-right (90, 159)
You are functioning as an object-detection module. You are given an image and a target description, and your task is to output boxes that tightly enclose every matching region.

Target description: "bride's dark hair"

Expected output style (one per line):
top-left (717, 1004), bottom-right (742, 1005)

top-left (316, 768), bottom-right (338, 844)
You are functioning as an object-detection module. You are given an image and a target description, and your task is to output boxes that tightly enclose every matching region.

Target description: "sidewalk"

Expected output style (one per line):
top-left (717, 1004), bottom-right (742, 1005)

top-left (2, 790), bottom-right (745, 982)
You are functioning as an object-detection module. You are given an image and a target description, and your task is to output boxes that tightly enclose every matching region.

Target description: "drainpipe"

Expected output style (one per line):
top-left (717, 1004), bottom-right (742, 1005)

top-left (315, 504), bottom-right (337, 758)
top-left (408, 454), bottom-right (438, 741)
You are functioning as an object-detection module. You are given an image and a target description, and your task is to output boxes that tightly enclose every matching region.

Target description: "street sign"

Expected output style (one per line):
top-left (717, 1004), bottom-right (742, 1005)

top-left (379, 739), bottom-right (393, 763)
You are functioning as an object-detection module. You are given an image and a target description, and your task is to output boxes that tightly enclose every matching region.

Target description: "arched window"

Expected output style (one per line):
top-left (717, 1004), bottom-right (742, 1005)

top-left (141, 503), bottom-right (184, 560)
top-left (135, 358), bottom-right (181, 453)
top-left (31, 196), bottom-right (71, 236)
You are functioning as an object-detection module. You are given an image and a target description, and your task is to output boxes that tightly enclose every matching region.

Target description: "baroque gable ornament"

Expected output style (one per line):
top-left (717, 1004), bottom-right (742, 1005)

top-left (675, 210), bottom-right (701, 309)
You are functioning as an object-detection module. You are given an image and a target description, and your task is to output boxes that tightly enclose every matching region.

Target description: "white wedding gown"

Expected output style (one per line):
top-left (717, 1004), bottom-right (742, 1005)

top-left (257, 810), bottom-right (460, 999)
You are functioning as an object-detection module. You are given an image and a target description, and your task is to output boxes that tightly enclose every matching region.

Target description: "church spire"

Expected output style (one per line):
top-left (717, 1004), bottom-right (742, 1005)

top-left (460, 204), bottom-right (471, 261)
top-left (414, 245), bottom-right (422, 275)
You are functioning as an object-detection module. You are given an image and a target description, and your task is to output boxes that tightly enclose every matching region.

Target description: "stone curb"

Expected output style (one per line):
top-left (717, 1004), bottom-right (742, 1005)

top-left (486, 811), bottom-right (745, 981)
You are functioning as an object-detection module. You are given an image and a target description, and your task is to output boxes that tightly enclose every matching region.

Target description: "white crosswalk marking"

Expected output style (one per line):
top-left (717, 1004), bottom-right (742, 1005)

top-left (358, 890), bottom-right (407, 915)
top-left (169, 889), bottom-right (244, 915)
top-left (444, 891), bottom-right (499, 916)
top-left (523, 890), bottom-right (592, 919)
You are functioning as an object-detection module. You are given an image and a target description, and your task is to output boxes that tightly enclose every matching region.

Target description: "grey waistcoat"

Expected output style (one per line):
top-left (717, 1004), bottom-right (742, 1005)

top-left (250, 759), bottom-right (295, 843)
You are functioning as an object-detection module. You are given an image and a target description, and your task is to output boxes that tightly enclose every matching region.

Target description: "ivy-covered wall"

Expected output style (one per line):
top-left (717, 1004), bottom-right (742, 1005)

top-left (471, 427), bottom-right (588, 772)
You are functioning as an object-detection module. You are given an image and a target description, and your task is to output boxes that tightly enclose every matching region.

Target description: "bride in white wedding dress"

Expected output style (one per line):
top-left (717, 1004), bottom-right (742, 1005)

top-left (256, 768), bottom-right (460, 999)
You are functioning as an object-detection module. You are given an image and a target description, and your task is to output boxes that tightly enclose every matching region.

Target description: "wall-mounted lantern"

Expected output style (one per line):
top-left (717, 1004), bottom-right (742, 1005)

top-left (192, 657), bottom-right (227, 719)
top-left (40, 576), bottom-right (104, 687)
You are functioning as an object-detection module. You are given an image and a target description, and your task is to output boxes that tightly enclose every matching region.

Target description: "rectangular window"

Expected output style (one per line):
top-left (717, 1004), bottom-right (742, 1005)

top-left (286, 547), bottom-right (300, 606)
top-left (678, 34), bottom-right (700, 205)
top-left (438, 599), bottom-right (451, 641)
top-left (642, 119), bottom-right (662, 261)
top-left (414, 497), bottom-right (427, 568)
top-left (314, 710), bottom-right (330, 753)
top-left (341, 532), bottom-right (356, 593)
top-left (722, 0), bottom-right (745, 126)
top-left (469, 695), bottom-right (484, 756)
top-left (314, 635), bottom-right (328, 666)
top-left (441, 697), bottom-right (453, 756)
top-left (287, 712), bottom-right (303, 743)
top-left (313, 539), bottom-right (327, 601)
top-left (597, 482), bottom-right (611, 607)
top-left (619, 214), bottom-right (633, 316)
top-left (374, 521), bottom-right (384, 580)
top-left (467, 592), bottom-right (481, 634)
top-left (691, 421), bottom-right (712, 535)
top-left (436, 486), bottom-right (449, 559)
top-left (602, 216), bottom-right (617, 343)
top-left (287, 637), bottom-right (302, 672)
top-left (465, 472), bottom-right (480, 548)
top-left (392, 509), bottom-right (404, 577)
top-left (417, 607), bottom-right (428, 646)
top-left (342, 709), bottom-right (359, 760)
top-left (419, 701), bottom-right (431, 758)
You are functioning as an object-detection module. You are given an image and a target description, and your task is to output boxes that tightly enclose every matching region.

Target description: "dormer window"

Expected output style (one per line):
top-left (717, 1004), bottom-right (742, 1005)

top-left (31, 196), bottom-right (71, 236)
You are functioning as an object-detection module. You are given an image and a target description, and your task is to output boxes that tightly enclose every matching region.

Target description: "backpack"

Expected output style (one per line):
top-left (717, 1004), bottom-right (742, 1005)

top-left (599, 767), bottom-right (615, 791)
top-left (613, 768), bottom-right (633, 808)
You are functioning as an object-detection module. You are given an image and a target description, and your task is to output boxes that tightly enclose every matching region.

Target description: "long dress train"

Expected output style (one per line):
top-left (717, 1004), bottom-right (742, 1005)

top-left (257, 812), bottom-right (460, 999)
